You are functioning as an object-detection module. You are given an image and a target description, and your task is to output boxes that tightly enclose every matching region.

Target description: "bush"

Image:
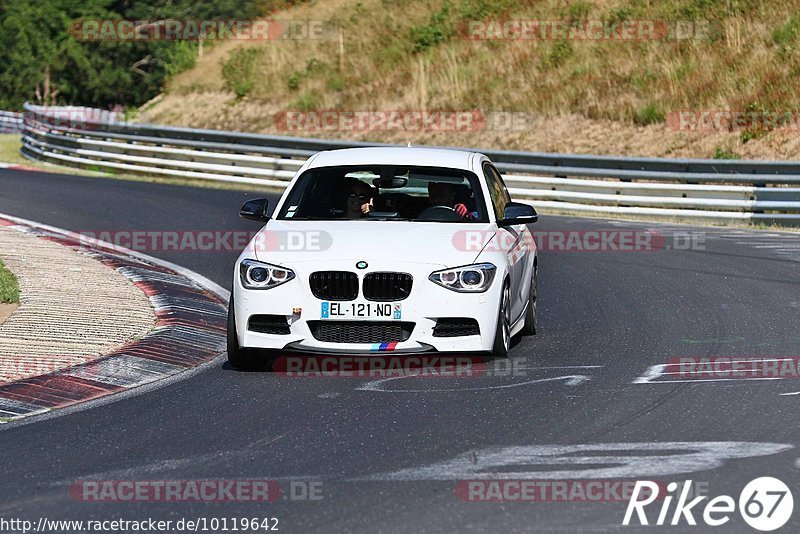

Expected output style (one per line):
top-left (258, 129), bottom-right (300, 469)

top-left (163, 41), bottom-right (198, 77)
top-left (287, 71), bottom-right (302, 91)
top-left (294, 90), bottom-right (320, 111)
top-left (713, 147), bottom-right (738, 160)
top-left (221, 47), bottom-right (263, 98)
top-left (564, 1), bottom-right (592, 21)
top-left (326, 74), bottom-right (344, 92)
top-left (773, 15), bottom-right (800, 56)
top-left (634, 103), bottom-right (665, 125)
top-left (456, 0), bottom-right (515, 20)
top-left (546, 41), bottom-right (574, 68)
top-left (410, 4), bottom-right (455, 53)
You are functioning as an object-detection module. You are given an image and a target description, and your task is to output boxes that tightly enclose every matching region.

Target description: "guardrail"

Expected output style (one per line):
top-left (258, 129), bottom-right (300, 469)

top-left (16, 103), bottom-right (800, 225)
top-left (0, 111), bottom-right (23, 134)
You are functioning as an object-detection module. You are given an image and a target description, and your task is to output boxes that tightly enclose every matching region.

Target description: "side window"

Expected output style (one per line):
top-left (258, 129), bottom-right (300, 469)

top-left (482, 163), bottom-right (511, 221)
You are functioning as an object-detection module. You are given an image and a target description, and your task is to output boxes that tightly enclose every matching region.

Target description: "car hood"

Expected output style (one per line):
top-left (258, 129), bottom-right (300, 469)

top-left (251, 220), bottom-right (496, 267)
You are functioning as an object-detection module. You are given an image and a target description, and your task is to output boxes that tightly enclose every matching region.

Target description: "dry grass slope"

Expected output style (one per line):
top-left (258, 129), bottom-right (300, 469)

top-left (141, 0), bottom-right (800, 159)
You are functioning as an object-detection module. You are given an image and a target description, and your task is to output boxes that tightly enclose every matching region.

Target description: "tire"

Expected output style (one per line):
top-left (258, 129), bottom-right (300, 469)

top-left (520, 265), bottom-right (537, 336)
top-left (492, 282), bottom-right (511, 358)
top-left (227, 295), bottom-right (261, 370)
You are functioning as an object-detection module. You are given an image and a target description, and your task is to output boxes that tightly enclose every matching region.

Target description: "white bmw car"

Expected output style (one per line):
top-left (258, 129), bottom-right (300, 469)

top-left (228, 147), bottom-right (539, 368)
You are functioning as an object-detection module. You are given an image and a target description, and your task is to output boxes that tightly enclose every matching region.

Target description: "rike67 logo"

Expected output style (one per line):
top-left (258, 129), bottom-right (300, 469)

top-left (623, 477), bottom-right (793, 531)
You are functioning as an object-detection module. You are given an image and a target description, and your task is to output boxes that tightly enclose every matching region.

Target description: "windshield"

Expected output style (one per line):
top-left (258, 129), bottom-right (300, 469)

top-left (277, 165), bottom-right (489, 222)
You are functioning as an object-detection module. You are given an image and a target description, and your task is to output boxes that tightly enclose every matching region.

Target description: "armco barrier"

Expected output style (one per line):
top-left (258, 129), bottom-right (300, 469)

top-left (15, 103), bottom-right (800, 226)
top-left (0, 111), bottom-right (22, 134)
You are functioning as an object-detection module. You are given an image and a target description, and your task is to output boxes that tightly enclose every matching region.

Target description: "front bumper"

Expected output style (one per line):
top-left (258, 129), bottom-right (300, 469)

top-left (233, 259), bottom-right (503, 353)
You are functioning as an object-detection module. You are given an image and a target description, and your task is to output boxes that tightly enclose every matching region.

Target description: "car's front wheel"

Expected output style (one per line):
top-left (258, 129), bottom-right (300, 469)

top-left (492, 281), bottom-right (511, 358)
top-left (227, 295), bottom-right (261, 370)
top-left (520, 265), bottom-right (537, 336)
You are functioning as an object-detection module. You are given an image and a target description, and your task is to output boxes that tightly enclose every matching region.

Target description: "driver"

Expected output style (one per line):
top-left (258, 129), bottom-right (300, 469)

top-left (344, 178), bottom-right (375, 219)
top-left (427, 182), bottom-right (477, 220)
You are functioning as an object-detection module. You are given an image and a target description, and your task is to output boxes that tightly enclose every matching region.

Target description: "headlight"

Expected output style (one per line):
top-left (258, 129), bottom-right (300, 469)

top-left (240, 259), bottom-right (295, 289)
top-left (429, 263), bottom-right (496, 293)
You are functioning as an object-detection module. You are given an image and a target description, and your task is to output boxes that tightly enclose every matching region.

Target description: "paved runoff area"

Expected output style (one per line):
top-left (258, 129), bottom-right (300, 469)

top-left (0, 222), bottom-right (155, 382)
top-left (0, 216), bottom-right (227, 422)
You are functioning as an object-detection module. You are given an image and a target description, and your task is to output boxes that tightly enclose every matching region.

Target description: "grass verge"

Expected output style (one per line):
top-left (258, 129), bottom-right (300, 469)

top-left (0, 259), bottom-right (19, 304)
top-left (0, 134), bottom-right (28, 166)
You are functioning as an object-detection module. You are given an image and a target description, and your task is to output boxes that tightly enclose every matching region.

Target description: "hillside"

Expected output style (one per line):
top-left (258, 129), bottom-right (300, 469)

top-left (140, 0), bottom-right (800, 159)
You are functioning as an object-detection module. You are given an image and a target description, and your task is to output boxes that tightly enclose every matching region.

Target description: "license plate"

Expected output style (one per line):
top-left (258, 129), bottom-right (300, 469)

top-left (321, 301), bottom-right (402, 320)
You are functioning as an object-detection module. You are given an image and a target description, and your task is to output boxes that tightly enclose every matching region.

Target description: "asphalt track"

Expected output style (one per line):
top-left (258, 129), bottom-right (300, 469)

top-left (1, 168), bottom-right (800, 533)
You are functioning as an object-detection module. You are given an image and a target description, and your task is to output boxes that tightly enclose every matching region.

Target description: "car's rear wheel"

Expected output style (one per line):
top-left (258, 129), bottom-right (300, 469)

top-left (521, 264), bottom-right (537, 336)
top-left (492, 282), bottom-right (511, 358)
top-left (227, 295), bottom-right (261, 370)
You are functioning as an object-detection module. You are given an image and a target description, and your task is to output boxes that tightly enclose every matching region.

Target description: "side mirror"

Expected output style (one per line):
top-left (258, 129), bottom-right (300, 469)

top-left (239, 198), bottom-right (270, 222)
top-left (498, 202), bottom-right (538, 227)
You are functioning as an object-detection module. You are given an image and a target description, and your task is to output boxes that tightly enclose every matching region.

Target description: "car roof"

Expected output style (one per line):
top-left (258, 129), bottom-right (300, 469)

top-left (307, 147), bottom-right (480, 171)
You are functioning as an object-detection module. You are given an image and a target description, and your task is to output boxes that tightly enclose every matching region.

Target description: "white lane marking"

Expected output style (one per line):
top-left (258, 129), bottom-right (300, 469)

top-left (637, 377), bottom-right (783, 384)
top-left (357, 442), bottom-right (793, 481)
top-left (633, 363), bottom-right (783, 384)
top-left (357, 374), bottom-right (591, 393)
top-left (517, 365), bottom-right (603, 369)
top-left (779, 391), bottom-right (800, 396)
top-left (632, 364), bottom-right (666, 384)
top-left (634, 359), bottom-right (800, 384)
top-left (0, 212), bottom-right (229, 301)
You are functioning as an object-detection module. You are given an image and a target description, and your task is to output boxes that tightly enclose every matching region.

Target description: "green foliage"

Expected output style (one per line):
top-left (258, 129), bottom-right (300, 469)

top-left (287, 58), bottom-right (325, 91)
top-left (221, 47), bottom-right (263, 98)
top-left (326, 74), bottom-right (344, 92)
top-left (739, 100), bottom-right (771, 143)
top-left (713, 146), bottom-right (738, 159)
top-left (294, 90), bottom-right (320, 111)
top-left (634, 103), bottom-right (666, 125)
top-left (455, 0), bottom-right (515, 20)
top-left (0, 260), bottom-right (19, 304)
top-left (564, 1), bottom-right (592, 21)
top-left (546, 41), bottom-right (574, 68)
top-left (773, 15), bottom-right (800, 56)
top-left (0, 0), bottom-right (268, 110)
top-left (410, 3), bottom-right (455, 53)
top-left (608, 7), bottom-right (634, 22)
top-left (288, 71), bottom-right (303, 91)
top-left (408, 0), bottom-right (517, 54)
top-left (163, 41), bottom-right (198, 77)
top-left (675, 0), bottom-right (757, 18)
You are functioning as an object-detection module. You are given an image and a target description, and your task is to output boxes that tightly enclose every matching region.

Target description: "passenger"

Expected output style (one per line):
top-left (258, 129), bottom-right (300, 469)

top-left (427, 182), bottom-right (477, 219)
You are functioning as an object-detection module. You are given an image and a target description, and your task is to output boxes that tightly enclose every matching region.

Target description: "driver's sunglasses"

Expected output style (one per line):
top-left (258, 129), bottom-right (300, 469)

top-left (349, 192), bottom-right (369, 201)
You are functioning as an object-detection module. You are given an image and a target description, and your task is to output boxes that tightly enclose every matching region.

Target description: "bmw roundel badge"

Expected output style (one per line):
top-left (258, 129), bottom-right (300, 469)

top-left (356, 261), bottom-right (368, 269)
